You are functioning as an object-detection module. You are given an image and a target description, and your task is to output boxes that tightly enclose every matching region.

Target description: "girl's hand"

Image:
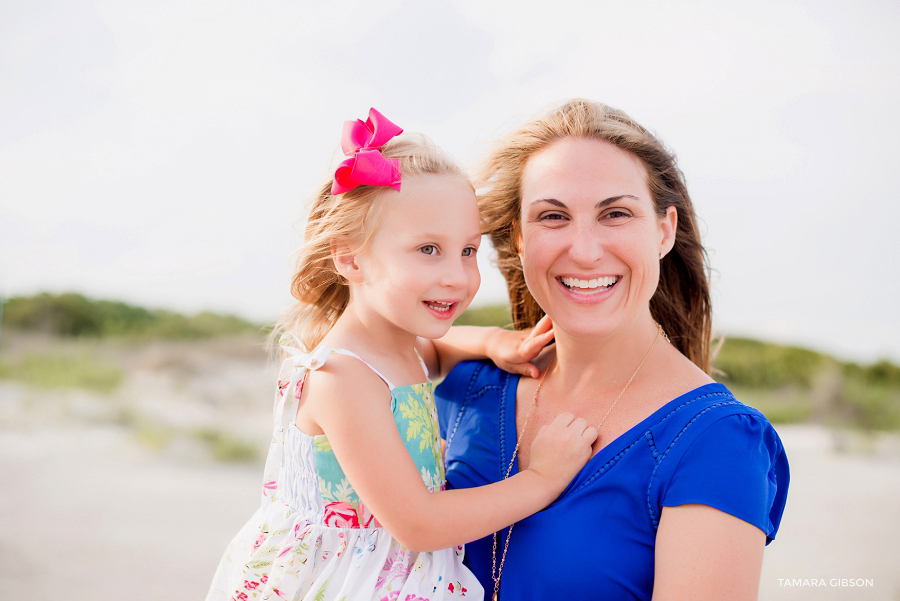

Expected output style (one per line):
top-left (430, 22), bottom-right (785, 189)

top-left (526, 412), bottom-right (597, 492)
top-left (486, 314), bottom-right (555, 379)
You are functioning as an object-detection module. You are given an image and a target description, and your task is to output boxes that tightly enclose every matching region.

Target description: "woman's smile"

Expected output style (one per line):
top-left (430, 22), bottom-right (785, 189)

top-left (556, 274), bottom-right (621, 302)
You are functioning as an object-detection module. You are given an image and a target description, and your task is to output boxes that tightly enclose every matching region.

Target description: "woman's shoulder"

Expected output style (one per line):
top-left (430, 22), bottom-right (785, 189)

top-left (653, 382), bottom-right (769, 430)
top-left (648, 383), bottom-right (790, 542)
top-left (435, 360), bottom-right (512, 406)
top-left (645, 382), bottom-right (780, 450)
top-left (434, 360), bottom-right (513, 446)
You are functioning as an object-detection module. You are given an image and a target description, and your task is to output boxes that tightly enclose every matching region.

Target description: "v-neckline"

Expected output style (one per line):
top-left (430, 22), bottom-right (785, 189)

top-left (500, 372), bottom-right (727, 482)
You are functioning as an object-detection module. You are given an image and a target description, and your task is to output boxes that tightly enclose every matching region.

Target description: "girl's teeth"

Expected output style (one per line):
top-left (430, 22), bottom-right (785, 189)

top-left (560, 276), bottom-right (618, 289)
top-left (426, 301), bottom-right (453, 312)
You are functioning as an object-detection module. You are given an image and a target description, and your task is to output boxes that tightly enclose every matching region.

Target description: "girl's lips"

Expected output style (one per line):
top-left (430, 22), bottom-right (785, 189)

top-left (423, 300), bottom-right (457, 320)
top-left (555, 275), bottom-right (620, 303)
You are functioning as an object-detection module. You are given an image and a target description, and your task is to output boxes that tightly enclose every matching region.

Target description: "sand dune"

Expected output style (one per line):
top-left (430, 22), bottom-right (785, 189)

top-left (0, 335), bottom-right (898, 600)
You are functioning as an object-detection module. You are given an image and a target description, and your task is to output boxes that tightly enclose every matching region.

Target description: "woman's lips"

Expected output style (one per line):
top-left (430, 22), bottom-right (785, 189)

top-left (423, 300), bottom-right (457, 319)
top-left (557, 275), bottom-right (620, 299)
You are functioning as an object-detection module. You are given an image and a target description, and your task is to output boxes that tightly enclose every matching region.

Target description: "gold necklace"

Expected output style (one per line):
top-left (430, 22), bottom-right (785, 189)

top-left (490, 323), bottom-right (666, 601)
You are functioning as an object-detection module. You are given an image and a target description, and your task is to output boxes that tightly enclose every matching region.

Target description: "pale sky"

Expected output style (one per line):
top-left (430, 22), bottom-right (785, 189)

top-left (2, 0), bottom-right (899, 363)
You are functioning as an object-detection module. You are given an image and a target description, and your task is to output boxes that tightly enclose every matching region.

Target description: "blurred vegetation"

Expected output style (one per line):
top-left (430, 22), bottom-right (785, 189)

top-left (454, 304), bottom-right (513, 328)
top-left (0, 352), bottom-right (123, 394)
top-left (456, 306), bottom-right (900, 432)
top-left (1, 292), bottom-right (261, 340)
top-left (2, 297), bottom-right (898, 433)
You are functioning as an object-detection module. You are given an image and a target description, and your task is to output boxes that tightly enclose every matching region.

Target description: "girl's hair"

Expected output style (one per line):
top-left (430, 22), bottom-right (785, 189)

top-left (477, 99), bottom-right (712, 373)
top-left (276, 134), bottom-right (466, 351)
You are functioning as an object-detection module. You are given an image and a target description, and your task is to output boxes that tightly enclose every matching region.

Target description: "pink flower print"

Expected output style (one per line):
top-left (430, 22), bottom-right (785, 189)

top-left (378, 592), bottom-right (400, 601)
top-left (404, 595), bottom-right (427, 601)
top-left (251, 532), bottom-right (267, 551)
top-left (277, 544), bottom-right (294, 558)
top-left (260, 574), bottom-right (268, 584)
top-left (244, 580), bottom-right (259, 590)
top-left (231, 593), bottom-right (248, 601)
top-left (322, 501), bottom-right (360, 528)
top-left (292, 522), bottom-right (311, 540)
top-left (357, 500), bottom-right (382, 528)
top-left (277, 379), bottom-right (288, 396)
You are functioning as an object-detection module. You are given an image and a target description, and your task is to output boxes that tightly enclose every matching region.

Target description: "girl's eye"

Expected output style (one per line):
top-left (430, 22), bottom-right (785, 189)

top-left (461, 246), bottom-right (477, 257)
top-left (603, 209), bottom-right (632, 220)
top-left (419, 245), bottom-right (437, 255)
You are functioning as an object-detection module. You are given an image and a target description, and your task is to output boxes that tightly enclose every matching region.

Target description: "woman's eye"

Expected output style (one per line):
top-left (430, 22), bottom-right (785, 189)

top-left (461, 246), bottom-right (477, 257)
top-left (540, 212), bottom-right (566, 221)
top-left (604, 209), bottom-right (631, 220)
top-left (419, 245), bottom-right (437, 255)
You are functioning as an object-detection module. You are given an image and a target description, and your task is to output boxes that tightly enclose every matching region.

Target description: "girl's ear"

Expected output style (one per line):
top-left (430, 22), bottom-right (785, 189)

top-left (331, 239), bottom-right (364, 283)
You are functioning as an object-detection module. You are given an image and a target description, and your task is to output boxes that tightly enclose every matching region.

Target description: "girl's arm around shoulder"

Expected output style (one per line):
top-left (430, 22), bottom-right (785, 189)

top-left (418, 314), bottom-right (555, 379)
top-left (308, 354), bottom-right (596, 552)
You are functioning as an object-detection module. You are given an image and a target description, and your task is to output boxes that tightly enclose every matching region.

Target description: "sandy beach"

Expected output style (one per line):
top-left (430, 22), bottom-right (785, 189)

top-left (0, 344), bottom-right (898, 600)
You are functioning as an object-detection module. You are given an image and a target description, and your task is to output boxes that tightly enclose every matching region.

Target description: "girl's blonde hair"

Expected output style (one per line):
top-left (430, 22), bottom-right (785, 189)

top-left (276, 135), bottom-right (466, 351)
top-left (478, 99), bottom-right (712, 373)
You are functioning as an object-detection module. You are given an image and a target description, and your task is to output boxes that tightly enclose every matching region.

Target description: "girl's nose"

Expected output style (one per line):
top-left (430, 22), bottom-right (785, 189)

top-left (568, 223), bottom-right (604, 266)
top-left (441, 256), bottom-right (472, 289)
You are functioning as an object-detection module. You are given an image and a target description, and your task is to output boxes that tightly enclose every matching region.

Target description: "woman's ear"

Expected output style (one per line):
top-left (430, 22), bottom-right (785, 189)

top-left (331, 238), bottom-right (363, 283)
top-left (658, 205), bottom-right (677, 259)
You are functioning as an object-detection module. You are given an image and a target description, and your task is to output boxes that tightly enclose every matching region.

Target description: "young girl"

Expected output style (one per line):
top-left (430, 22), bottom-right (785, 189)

top-left (205, 108), bottom-right (597, 601)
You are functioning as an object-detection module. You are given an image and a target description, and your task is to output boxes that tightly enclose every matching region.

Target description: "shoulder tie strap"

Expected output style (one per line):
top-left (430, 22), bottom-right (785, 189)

top-left (328, 348), bottom-right (397, 391)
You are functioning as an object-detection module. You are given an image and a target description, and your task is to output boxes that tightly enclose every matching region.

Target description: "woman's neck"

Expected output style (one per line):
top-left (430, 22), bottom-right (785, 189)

top-left (549, 316), bottom-right (663, 395)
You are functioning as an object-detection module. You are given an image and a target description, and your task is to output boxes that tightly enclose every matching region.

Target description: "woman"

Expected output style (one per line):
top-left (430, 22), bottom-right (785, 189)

top-left (435, 99), bottom-right (789, 600)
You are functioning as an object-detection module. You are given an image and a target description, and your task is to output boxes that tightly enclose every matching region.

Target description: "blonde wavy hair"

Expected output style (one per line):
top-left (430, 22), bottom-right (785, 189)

top-left (478, 99), bottom-right (712, 372)
top-left (274, 135), bottom-right (466, 351)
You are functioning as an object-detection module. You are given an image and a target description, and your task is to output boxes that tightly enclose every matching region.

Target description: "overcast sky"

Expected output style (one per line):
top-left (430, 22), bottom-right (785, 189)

top-left (2, 0), bottom-right (898, 363)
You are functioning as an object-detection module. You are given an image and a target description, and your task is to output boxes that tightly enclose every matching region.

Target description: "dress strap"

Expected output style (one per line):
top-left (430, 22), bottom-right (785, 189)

top-left (414, 348), bottom-right (430, 380)
top-left (328, 348), bottom-right (397, 391)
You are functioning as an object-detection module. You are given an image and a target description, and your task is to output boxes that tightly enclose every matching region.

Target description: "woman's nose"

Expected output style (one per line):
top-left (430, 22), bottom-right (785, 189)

top-left (568, 224), bottom-right (604, 266)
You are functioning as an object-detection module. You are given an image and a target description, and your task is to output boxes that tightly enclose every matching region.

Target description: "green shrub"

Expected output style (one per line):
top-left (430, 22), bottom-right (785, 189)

top-left (714, 337), bottom-right (825, 388)
top-left (1, 293), bottom-right (260, 340)
top-left (455, 304), bottom-right (513, 328)
top-left (190, 427), bottom-right (260, 462)
top-left (0, 352), bottom-right (123, 393)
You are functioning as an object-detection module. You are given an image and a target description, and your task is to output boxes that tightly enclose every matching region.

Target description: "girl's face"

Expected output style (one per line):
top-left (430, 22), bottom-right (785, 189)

top-left (351, 173), bottom-right (481, 340)
top-left (519, 137), bottom-right (676, 339)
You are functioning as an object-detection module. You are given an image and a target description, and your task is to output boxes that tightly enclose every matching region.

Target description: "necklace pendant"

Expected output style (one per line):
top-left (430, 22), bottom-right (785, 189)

top-left (492, 593), bottom-right (499, 601)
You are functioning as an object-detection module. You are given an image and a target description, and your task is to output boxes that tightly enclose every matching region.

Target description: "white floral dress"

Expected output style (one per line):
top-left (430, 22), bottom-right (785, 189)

top-left (205, 342), bottom-right (482, 601)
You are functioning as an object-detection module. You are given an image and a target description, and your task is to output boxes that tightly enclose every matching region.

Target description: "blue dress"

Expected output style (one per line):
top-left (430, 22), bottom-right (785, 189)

top-left (435, 360), bottom-right (789, 601)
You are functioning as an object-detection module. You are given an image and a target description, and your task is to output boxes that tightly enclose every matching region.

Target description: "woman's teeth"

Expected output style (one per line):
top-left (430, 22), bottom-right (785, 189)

top-left (425, 301), bottom-right (453, 312)
top-left (560, 276), bottom-right (618, 295)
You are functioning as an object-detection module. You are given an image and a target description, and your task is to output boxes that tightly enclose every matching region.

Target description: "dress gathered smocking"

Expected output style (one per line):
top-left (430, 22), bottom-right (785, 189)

top-left (435, 360), bottom-right (790, 601)
top-left (205, 346), bottom-right (482, 601)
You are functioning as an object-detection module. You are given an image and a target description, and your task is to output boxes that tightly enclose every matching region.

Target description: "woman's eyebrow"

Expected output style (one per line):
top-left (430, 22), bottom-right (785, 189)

top-left (529, 194), bottom-right (640, 208)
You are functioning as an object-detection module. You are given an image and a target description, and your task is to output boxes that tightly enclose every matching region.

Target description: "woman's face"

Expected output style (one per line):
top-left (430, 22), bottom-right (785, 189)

top-left (518, 136), bottom-right (676, 339)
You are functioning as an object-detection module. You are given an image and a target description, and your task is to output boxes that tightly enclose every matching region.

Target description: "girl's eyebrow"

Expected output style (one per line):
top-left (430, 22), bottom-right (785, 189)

top-left (529, 195), bottom-right (640, 209)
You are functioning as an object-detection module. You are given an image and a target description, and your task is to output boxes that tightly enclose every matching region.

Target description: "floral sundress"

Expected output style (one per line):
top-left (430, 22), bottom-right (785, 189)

top-left (205, 340), bottom-right (482, 601)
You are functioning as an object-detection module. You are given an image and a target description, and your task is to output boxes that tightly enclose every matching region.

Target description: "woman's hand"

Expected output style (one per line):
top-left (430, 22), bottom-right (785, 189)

top-left (485, 314), bottom-right (555, 379)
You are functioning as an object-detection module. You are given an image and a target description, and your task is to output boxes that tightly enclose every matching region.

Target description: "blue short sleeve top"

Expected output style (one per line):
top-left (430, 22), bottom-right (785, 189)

top-left (436, 360), bottom-right (790, 601)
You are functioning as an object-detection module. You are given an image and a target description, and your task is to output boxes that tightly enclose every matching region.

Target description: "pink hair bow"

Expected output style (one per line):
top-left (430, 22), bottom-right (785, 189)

top-left (331, 108), bottom-right (404, 195)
